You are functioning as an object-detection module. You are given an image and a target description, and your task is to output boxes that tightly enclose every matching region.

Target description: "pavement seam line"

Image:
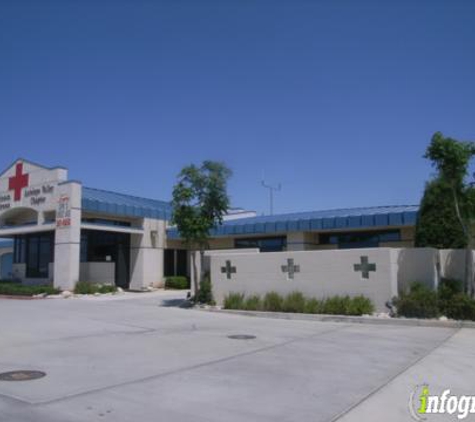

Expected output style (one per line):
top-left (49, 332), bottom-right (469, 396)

top-left (0, 326), bottom-right (155, 350)
top-left (24, 323), bottom-right (351, 406)
top-left (329, 327), bottom-right (460, 422)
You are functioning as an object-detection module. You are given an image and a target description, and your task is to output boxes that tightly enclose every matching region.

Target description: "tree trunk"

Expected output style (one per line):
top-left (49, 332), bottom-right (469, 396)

top-left (199, 249), bottom-right (205, 284)
top-left (465, 247), bottom-right (473, 297)
top-left (191, 250), bottom-right (199, 299)
top-left (452, 187), bottom-right (473, 295)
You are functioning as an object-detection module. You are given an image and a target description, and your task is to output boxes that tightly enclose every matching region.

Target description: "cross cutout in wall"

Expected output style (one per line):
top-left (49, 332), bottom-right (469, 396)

top-left (353, 256), bottom-right (376, 279)
top-left (221, 260), bottom-right (236, 279)
top-left (281, 258), bottom-right (300, 280)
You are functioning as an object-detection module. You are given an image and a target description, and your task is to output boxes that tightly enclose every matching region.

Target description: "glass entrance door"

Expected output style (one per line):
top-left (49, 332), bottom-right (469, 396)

top-left (115, 242), bottom-right (130, 289)
top-left (80, 230), bottom-right (131, 289)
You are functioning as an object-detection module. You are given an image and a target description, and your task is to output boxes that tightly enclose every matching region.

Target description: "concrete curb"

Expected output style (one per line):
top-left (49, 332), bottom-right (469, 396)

top-left (198, 308), bottom-right (475, 329)
top-left (0, 294), bottom-right (45, 300)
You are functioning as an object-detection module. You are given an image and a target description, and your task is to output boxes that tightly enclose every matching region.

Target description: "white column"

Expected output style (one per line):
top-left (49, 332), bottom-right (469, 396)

top-left (129, 218), bottom-right (165, 290)
top-left (53, 182), bottom-right (82, 291)
top-left (287, 232), bottom-right (317, 251)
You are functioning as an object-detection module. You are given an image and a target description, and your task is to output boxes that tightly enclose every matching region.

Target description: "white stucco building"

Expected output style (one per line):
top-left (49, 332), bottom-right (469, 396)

top-left (0, 158), bottom-right (420, 291)
top-left (0, 159), bottom-right (170, 291)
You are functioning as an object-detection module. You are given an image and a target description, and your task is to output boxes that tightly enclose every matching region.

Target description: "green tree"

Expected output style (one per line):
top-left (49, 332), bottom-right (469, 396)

top-left (415, 132), bottom-right (475, 294)
top-left (171, 161), bottom-right (232, 299)
top-left (415, 179), bottom-right (466, 249)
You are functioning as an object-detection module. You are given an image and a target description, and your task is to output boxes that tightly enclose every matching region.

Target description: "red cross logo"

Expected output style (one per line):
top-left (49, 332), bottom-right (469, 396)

top-left (8, 162), bottom-right (29, 201)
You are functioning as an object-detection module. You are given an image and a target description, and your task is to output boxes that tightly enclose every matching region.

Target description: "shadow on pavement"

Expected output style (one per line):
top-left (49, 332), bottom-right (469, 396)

top-left (159, 298), bottom-right (193, 308)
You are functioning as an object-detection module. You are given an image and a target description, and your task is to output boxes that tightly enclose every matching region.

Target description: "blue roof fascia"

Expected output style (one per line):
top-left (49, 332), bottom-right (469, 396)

top-left (82, 187), bottom-right (172, 220)
top-left (166, 205), bottom-right (419, 239)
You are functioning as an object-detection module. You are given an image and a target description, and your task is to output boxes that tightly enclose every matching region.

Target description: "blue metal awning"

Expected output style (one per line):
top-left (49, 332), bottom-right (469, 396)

top-left (167, 205), bottom-right (419, 239)
top-left (82, 187), bottom-right (172, 220)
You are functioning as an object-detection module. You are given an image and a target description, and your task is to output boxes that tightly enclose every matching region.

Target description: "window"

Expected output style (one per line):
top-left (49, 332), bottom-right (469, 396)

top-left (82, 218), bottom-right (131, 227)
top-left (235, 236), bottom-right (287, 252)
top-left (80, 230), bottom-right (130, 262)
top-left (13, 232), bottom-right (55, 278)
top-left (13, 236), bottom-right (26, 263)
top-left (319, 230), bottom-right (401, 249)
top-left (164, 249), bottom-right (188, 277)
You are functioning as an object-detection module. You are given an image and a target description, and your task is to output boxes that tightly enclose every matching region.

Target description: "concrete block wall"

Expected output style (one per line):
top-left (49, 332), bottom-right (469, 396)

top-left (80, 262), bottom-right (115, 285)
top-left (392, 248), bottom-right (439, 294)
top-left (12, 263), bottom-right (26, 280)
top-left (210, 248), bottom-right (398, 312)
top-left (190, 248), bottom-right (259, 295)
top-left (209, 247), bottom-right (461, 313)
top-left (439, 249), bottom-right (475, 282)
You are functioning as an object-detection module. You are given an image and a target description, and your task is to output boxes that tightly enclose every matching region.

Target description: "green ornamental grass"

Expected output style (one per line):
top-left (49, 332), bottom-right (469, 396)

top-left (223, 291), bottom-right (375, 316)
top-left (282, 291), bottom-right (306, 313)
top-left (244, 295), bottom-right (262, 311)
top-left (223, 292), bottom-right (245, 310)
top-left (263, 292), bottom-right (284, 312)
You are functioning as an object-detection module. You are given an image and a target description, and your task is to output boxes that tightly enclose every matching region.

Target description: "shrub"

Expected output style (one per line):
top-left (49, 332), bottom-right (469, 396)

top-left (263, 292), bottom-right (284, 312)
top-left (391, 280), bottom-right (475, 320)
top-left (74, 281), bottom-right (97, 294)
top-left (195, 277), bottom-right (214, 304)
top-left (0, 282), bottom-right (59, 296)
top-left (323, 296), bottom-right (351, 315)
top-left (97, 285), bottom-right (118, 294)
top-left (165, 276), bottom-right (190, 290)
top-left (438, 278), bottom-right (464, 315)
top-left (347, 295), bottom-right (375, 316)
top-left (223, 292), bottom-right (245, 309)
top-left (437, 278), bottom-right (475, 321)
top-left (282, 291), bottom-right (306, 313)
top-left (439, 278), bottom-right (464, 298)
top-left (74, 281), bottom-right (117, 295)
top-left (244, 295), bottom-right (262, 311)
top-left (444, 293), bottom-right (475, 321)
top-left (394, 283), bottom-right (439, 319)
top-left (304, 298), bottom-right (323, 314)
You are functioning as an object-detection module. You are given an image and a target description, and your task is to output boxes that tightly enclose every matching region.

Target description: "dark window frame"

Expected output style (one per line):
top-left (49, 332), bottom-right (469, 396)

top-left (319, 229), bottom-right (401, 249)
top-left (80, 229), bottom-right (130, 263)
top-left (81, 218), bottom-right (131, 228)
top-left (234, 236), bottom-right (287, 252)
top-left (164, 249), bottom-right (188, 277)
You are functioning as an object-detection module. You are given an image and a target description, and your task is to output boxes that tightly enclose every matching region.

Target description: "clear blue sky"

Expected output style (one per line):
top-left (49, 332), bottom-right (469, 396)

top-left (1, 0), bottom-right (474, 215)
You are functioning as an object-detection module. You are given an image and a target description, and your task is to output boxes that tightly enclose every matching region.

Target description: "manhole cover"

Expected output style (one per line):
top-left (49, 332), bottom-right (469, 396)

top-left (227, 334), bottom-right (256, 340)
top-left (0, 371), bottom-right (46, 381)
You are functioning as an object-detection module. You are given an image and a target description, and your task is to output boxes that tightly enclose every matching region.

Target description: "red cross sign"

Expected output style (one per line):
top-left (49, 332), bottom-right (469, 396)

top-left (8, 162), bottom-right (29, 201)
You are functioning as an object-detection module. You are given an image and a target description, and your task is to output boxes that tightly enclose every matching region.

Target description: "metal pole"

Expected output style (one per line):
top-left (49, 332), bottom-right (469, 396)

top-left (261, 180), bottom-right (281, 216)
top-left (270, 188), bottom-right (273, 215)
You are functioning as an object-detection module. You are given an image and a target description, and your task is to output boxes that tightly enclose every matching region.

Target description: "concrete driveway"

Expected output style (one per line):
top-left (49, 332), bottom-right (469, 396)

top-left (0, 291), bottom-right (473, 422)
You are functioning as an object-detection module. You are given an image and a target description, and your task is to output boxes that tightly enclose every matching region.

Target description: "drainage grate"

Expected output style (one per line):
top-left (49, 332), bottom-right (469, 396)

top-left (227, 334), bottom-right (256, 340)
top-left (0, 371), bottom-right (46, 381)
